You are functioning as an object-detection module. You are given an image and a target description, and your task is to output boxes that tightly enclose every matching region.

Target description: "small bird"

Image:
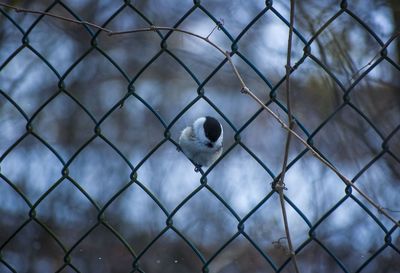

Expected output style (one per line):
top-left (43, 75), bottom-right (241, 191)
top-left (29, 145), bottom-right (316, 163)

top-left (178, 116), bottom-right (223, 170)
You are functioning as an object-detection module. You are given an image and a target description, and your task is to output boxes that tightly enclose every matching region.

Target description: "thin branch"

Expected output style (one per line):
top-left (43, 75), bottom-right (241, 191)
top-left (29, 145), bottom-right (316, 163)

top-left (1, 1), bottom-right (399, 228)
top-left (206, 18), bottom-right (224, 39)
top-left (276, 0), bottom-right (300, 272)
top-left (228, 55), bottom-right (400, 226)
top-left (225, 54), bottom-right (400, 228)
top-left (0, 2), bottom-right (112, 33)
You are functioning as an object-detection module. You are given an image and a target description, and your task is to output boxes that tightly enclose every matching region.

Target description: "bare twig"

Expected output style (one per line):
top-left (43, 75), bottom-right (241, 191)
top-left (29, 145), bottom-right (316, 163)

top-left (226, 50), bottom-right (400, 228)
top-left (0, 2), bottom-right (111, 33)
top-left (206, 18), bottom-right (224, 39)
top-left (1, 1), bottom-right (399, 228)
top-left (272, 237), bottom-right (290, 253)
top-left (227, 51), bottom-right (400, 226)
top-left (276, 1), bottom-right (300, 272)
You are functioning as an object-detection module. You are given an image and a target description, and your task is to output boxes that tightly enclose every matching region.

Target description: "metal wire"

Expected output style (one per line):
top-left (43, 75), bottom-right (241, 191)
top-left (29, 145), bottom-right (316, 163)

top-left (0, 0), bottom-right (399, 272)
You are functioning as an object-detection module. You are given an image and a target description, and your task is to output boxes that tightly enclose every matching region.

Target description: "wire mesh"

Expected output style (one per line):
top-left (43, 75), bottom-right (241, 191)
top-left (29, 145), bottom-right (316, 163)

top-left (0, 0), bottom-right (399, 272)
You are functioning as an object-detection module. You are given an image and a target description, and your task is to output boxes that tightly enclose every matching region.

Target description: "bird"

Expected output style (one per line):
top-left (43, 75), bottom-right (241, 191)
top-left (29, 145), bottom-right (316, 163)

top-left (178, 116), bottom-right (223, 170)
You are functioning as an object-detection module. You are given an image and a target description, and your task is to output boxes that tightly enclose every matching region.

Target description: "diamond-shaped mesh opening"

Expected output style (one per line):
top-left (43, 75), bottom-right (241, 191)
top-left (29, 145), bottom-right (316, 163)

top-left (1, 1), bottom-right (399, 272)
top-left (313, 197), bottom-right (389, 272)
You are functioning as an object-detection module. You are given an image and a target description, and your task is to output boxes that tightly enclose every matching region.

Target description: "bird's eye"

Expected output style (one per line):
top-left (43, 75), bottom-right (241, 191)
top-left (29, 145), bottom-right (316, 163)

top-left (206, 142), bottom-right (213, 148)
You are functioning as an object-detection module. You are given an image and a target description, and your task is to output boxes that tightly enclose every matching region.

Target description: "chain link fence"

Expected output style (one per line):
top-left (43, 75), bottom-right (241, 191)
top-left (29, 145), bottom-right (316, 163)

top-left (1, 0), bottom-right (400, 272)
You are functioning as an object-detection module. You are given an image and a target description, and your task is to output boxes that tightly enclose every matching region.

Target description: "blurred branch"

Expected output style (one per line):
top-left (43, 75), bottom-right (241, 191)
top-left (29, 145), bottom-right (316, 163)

top-left (330, 30), bottom-right (358, 80)
top-left (350, 31), bottom-right (400, 82)
top-left (111, 26), bottom-right (226, 56)
top-left (368, 77), bottom-right (400, 89)
top-left (1, 1), bottom-right (399, 228)
top-left (297, 2), bottom-right (341, 105)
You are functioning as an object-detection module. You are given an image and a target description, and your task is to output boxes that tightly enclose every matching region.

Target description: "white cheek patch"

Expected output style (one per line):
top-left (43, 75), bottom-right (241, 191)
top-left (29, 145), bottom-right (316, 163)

top-left (179, 117), bottom-right (224, 167)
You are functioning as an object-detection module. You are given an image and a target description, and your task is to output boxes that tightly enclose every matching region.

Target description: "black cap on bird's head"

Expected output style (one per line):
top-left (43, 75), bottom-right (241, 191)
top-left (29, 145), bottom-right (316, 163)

top-left (203, 116), bottom-right (222, 142)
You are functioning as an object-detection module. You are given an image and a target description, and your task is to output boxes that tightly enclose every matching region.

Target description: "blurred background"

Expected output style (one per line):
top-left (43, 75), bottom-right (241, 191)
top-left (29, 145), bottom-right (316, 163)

top-left (0, 0), bottom-right (399, 272)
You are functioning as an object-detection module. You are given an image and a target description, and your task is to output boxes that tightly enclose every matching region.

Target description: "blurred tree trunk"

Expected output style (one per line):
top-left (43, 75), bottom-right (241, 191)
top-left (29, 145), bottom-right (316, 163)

top-left (387, 0), bottom-right (400, 109)
top-left (388, 0), bottom-right (400, 64)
